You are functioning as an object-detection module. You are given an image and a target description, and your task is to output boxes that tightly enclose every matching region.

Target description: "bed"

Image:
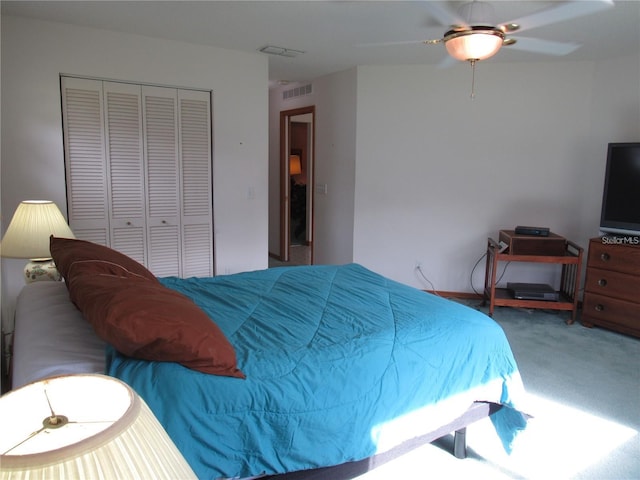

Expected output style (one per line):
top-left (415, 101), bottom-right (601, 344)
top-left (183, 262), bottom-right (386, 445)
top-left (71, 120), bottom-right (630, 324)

top-left (11, 237), bottom-right (529, 480)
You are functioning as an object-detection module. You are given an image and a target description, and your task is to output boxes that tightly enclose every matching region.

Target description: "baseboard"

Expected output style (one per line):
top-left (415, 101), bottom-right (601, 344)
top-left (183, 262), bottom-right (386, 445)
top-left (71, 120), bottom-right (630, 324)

top-left (423, 291), bottom-right (484, 300)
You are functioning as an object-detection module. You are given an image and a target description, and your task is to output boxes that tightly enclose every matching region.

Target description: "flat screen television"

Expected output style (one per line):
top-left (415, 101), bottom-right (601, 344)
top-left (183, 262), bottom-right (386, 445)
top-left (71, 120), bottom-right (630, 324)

top-left (599, 142), bottom-right (640, 237)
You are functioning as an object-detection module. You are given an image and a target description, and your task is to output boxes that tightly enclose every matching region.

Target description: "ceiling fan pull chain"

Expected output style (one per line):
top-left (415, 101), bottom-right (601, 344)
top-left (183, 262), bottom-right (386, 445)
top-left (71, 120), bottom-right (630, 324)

top-left (469, 59), bottom-right (477, 99)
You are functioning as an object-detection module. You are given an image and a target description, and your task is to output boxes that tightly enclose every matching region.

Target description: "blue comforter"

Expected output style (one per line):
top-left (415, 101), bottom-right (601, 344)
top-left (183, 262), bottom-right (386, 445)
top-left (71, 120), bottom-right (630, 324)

top-left (107, 264), bottom-right (527, 479)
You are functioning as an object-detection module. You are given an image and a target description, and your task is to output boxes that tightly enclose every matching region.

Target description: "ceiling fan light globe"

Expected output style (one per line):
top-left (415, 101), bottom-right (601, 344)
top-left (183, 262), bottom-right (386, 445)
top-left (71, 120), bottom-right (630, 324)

top-left (444, 28), bottom-right (504, 61)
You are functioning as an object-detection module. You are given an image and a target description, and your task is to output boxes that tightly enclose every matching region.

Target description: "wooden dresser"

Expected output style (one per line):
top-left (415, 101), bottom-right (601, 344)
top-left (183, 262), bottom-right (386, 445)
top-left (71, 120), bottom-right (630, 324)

top-left (582, 237), bottom-right (640, 337)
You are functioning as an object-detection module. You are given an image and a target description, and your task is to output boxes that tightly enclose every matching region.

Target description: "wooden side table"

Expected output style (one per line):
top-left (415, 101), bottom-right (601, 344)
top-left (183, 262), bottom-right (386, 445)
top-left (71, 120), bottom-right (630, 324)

top-left (483, 236), bottom-right (583, 324)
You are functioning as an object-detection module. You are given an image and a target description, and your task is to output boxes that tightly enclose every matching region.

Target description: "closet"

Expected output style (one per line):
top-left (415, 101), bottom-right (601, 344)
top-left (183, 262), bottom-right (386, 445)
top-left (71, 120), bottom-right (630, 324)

top-left (61, 76), bottom-right (213, 277)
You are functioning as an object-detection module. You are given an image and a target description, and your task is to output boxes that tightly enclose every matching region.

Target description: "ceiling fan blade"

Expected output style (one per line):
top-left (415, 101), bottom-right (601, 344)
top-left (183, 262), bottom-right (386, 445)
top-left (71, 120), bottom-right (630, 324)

top-left (422, 1), bottom-right (468, 27)
top-left (502, 0), bottom-right (614, 34)
top-left (354, 39), bottom-right (428, 48)
top-left (506, 36), bottom-right (581, 56)
top-left (436, 55), bottom-right (459, 69)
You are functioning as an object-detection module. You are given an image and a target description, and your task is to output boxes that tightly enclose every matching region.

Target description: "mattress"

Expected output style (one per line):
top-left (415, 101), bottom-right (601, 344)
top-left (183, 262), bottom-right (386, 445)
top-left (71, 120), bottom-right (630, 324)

top-left (11, 282), bottom-right (106, 389)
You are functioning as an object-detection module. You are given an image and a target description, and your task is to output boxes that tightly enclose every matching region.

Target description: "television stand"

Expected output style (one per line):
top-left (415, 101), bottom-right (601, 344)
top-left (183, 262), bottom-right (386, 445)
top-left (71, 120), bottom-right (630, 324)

top-left (483, 235), bottom-right (583, 324)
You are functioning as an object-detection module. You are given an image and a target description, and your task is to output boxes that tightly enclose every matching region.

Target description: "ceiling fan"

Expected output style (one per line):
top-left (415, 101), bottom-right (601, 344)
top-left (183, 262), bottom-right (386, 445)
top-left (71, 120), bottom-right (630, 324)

top-left (372, 0), bottom-right (615, 97)
top-left (423, 0), bottom-right (615, 64)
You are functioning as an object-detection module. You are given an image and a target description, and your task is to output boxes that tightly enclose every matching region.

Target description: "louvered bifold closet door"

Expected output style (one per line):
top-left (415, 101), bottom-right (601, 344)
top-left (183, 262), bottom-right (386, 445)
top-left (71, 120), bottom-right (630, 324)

top-left (61, 77), bottom-right (110, 244)
top-left (62, 77), bottom-right (214, 278)
top-left (142, 86), bottom-right (181, 277)
top-left (179, 90), bottom-right (213, 277)
top-left (103, 82), bottom-right (148, 266)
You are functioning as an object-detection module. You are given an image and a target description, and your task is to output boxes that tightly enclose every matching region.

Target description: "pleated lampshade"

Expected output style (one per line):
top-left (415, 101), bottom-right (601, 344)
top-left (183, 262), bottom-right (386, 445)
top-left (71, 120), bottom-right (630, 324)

top-left (0, 374), bottom-right (196, 479)
top-left (0, 200), bottom-right (75, 260)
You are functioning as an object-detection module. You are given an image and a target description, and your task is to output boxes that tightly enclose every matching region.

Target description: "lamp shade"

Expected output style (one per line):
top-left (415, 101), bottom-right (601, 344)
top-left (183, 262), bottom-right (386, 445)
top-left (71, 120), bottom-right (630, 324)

top-left (0, 374), bottom-right (197, 479)
top-left (290, 155), bottom-right (302, 176)
top-left (444, 27), bottom-right (504, 61)
top-left (1, 201), bottom-right (75, 260)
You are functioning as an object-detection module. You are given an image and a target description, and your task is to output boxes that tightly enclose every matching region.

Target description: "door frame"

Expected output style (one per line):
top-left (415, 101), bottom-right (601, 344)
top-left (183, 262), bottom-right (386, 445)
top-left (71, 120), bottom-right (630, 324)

top-left (279, 105), bottom-right (315, 263)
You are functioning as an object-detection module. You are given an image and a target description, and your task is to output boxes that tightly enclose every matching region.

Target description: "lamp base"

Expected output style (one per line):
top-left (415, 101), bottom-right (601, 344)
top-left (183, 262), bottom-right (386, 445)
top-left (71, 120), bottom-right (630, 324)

top-left (24, 259), bottom-right (62, 283)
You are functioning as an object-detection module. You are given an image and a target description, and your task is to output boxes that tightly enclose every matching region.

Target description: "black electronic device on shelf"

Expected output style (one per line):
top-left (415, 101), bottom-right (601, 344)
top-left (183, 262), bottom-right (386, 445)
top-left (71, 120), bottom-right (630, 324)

top-left (514, 226), bottom-right (550, 237)
top-left (506, 282), bottom-right (559, 301)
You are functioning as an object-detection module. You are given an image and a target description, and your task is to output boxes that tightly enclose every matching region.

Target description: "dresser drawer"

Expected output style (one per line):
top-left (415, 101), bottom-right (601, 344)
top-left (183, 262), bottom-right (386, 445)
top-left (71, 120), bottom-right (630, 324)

top-left (582, 292), bottom-right (640, 337)
top-left (584, 267), bottom-right (640, 303)
top-left (588, 240), bottom-right (640, 276)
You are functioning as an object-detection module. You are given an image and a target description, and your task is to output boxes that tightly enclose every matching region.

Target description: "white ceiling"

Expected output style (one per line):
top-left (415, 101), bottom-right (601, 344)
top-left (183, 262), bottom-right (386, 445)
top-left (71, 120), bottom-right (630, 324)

top-left (3, 1), bottom-right (639, 85)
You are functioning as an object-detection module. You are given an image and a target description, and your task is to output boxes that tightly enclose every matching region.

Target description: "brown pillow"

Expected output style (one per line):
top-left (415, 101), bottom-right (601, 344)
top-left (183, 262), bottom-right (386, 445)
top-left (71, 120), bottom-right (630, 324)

top-left (50, 236), bottom-right (158, 283)
top-left (68, 273), bottom-right (245, 379)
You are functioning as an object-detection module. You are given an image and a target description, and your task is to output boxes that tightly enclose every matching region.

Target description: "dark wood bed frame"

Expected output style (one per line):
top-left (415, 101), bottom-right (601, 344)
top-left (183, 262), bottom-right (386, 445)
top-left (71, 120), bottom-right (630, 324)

top-left (265, 401), bottom-right (502, 479)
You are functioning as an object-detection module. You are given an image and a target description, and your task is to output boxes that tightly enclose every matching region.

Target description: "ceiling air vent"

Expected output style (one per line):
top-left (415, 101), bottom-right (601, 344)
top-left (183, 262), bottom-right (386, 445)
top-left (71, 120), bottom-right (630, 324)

top-left (259, 45), bottom-right (305, 58)
top-left (283, 84), bottom-right (313, 100)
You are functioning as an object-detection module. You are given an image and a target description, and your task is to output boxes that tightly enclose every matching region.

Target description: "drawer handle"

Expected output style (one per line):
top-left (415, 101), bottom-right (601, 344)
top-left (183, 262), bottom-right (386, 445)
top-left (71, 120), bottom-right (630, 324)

top-left (600, 253), bottom-right (610, 261)
top-left (597, 278), bottom-right (607, 287)
top-left (595, 304), bottom-right (604, 312)
top-left (126, 221), bottom-right (132, 226)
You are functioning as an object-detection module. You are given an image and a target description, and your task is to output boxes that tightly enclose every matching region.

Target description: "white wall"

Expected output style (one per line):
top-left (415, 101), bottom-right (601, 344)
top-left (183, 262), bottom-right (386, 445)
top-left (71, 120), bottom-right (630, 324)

top-left (353, 56), bottom-right (640, 292)
top-left (1, 16), bottom-right (269, 331)
top-left (310, 69), bottom-right (358, 265)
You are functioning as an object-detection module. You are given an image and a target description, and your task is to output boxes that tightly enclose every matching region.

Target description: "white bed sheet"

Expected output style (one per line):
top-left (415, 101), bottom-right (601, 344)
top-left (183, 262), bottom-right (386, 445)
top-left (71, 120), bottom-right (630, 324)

top-left (12, 281), bottom-right (106, 389)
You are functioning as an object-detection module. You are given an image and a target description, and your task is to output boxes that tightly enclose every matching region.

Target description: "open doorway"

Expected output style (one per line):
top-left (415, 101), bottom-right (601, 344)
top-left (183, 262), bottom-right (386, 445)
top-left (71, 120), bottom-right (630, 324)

top-left (279, 106), bottom-right (315, 265)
